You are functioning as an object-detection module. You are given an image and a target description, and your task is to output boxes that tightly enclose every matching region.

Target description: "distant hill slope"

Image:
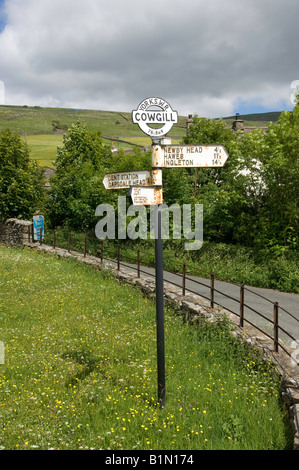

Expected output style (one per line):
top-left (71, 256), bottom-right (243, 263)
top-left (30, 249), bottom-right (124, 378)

top-left (0, 104), bottom-right (187, 137)
top-left (0, 104), bottom-right (285, 167)
top-left (223, 111), bottom-right (282, 122)
top-left (0, 104), bottom-right (187, 167)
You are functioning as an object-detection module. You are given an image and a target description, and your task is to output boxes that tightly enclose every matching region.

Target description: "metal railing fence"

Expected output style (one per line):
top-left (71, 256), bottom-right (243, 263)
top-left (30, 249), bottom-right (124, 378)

top-left (31, 226), bottom-right (299, 360)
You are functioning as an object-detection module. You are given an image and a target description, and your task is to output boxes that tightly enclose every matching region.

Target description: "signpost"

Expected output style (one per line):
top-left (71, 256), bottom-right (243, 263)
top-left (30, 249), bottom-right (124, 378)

top-left (103, 169), bottom-right (162, 190)
top-left (152, 144), bottom-right (229, 168)
top-left (132, 97), bottom-right (178, 137)
top-left (129, 186), bottom-right (163, 206)
top-left (102, 96), bottom-right (229, 408)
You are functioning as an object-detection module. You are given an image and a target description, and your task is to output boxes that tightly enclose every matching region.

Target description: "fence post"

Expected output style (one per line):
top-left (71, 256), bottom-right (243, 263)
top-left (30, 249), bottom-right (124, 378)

top-left (239, 284), bottom-right (244, 328)
top-left (53, 230), bottom-right (56, 249)
top-left (67, 232), bottom-right (71, 252)
top-left (210, 273), bottom-right (214, 308)
top-left (117, 244), bottom-right (120, 270)
top-left (274, 302), bottom-right (279, 353)
top-left (39, 227), bottom-right (42, 245)
top-left (182, 263), bottom-right (186, 296)
top-left (84, 236), bottom-right (87, 258)
top-left (137, 250), bottom-right (140, 278)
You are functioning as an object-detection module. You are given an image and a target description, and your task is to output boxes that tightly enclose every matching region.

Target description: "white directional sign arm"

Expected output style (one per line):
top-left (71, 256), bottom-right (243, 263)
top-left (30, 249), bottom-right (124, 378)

top-left (152, 145), bottom-right (229, 168)
top-left (129, 186), bottom-right (163, 205)
top-left (103, 169), bottom-right (162, 189)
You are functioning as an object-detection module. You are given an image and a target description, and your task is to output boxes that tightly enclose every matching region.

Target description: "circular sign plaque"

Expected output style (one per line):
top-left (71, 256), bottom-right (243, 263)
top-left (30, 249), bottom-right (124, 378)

top-left (132, 97), bottom-right (178, 137)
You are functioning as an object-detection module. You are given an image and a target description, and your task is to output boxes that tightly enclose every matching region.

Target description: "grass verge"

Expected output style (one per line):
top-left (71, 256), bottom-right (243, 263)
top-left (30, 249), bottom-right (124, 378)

top-left (0, 245), bottom-right (293, 450)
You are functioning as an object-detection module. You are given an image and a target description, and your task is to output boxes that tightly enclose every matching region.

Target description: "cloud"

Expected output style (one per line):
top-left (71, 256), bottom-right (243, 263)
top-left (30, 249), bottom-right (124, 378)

top-left (0, 0), bottom-right (298, 117)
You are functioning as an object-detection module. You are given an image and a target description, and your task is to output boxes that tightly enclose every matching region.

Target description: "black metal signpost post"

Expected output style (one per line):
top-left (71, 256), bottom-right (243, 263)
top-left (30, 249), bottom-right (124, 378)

top-left (154, 192), bottom-right (166, 408)
top-left (150, 135), bottom-right (167, 409)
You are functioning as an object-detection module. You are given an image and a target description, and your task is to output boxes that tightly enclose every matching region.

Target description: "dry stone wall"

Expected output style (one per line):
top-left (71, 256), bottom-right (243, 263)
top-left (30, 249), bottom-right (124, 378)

top-left (0, 218), bottom-right (32, 245)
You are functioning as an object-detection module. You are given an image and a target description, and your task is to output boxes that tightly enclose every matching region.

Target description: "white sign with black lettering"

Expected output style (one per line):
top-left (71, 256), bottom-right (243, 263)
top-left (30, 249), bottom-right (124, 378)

top-left (132, 97), bottom-right (178, 137)
top-left (152, 145), bottom-right (229, 168)
top-left (103, 169), bottom-right (162, 189)
top-left (129, 186), bottom-right (163, 205)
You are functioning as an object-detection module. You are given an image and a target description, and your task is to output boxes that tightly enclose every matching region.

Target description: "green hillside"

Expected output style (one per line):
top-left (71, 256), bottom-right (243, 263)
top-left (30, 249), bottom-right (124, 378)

top-left (223, 111), bottom-right (282, 122)
top-left (222, 111), bottom-right (282, 129)
top-left (0, 104), bottom-right (188, 167)
top-left (0, 104), bottom-right (283, 168)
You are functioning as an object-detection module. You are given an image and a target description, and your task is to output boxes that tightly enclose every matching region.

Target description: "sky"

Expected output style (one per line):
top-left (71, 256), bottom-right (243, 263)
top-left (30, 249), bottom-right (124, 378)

top-left (0, 0), bottom-right (298, 118)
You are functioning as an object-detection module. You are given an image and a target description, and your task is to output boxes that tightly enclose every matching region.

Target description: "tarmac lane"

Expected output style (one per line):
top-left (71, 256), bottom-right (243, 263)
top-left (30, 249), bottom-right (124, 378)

top-left (166, 270), bottom-right (299, 346)
top-left (113, 259), bottom-right (299, 347)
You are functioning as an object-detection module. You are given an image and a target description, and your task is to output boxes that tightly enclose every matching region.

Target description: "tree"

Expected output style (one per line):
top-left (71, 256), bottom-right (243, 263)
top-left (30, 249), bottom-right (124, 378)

top-left (47, 121), bottom-right (117, 230)
top-left (181, 111), bottom-right (299, 251)
top-left (181, 116), bottom-right (245, 242)
top-left (183, 115), bottom-right (237, 192)
top-left (0, 128), bottom-right (45, 221)
top-left (256, 106), bottom-right (299, 251)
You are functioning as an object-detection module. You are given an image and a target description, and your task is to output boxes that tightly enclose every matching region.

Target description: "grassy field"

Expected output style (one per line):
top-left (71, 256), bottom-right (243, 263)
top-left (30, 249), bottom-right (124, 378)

top-left (0, 104), bottom-right (280, 167)
top-left (0, 104), bottom-right (187, 166)
top-left (0, 245), bottom-right (293, 450)
top-left (20, 134), bottom-right (64, 168)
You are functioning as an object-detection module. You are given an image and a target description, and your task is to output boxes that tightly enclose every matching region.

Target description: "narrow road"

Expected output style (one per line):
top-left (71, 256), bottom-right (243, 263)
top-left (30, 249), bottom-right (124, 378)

top-left (113, 259), bottom-right (299, 345)
top-left (181, 272), bottom-right (299, 344)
